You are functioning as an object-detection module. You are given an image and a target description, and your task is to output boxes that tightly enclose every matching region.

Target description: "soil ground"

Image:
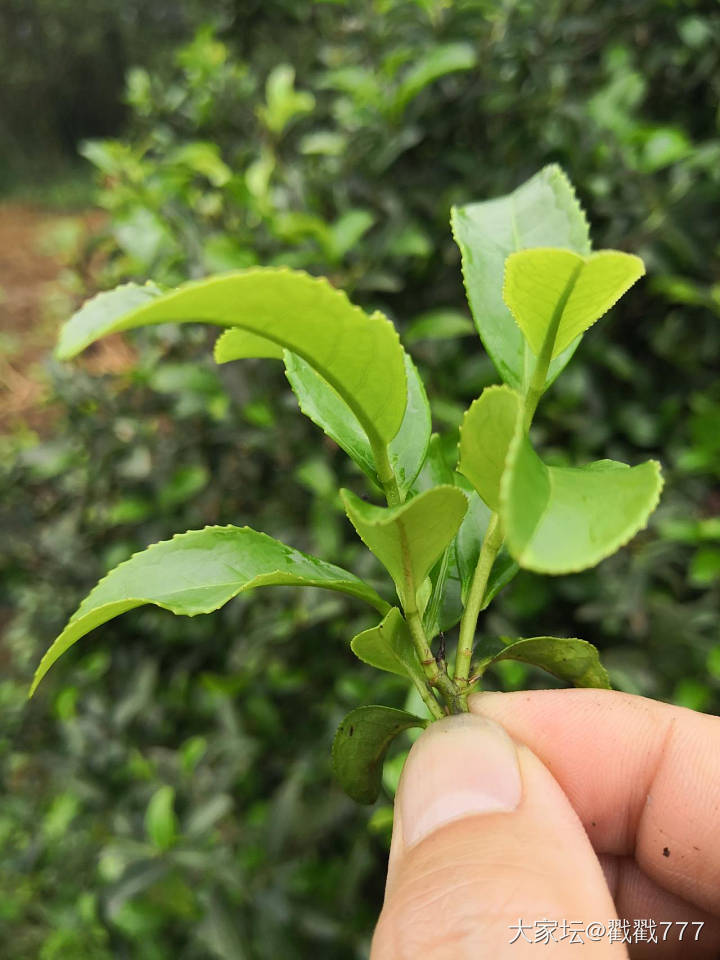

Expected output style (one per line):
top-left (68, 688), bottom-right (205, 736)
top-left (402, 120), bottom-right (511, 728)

top-left (0, 203), bottom-right (133, 434)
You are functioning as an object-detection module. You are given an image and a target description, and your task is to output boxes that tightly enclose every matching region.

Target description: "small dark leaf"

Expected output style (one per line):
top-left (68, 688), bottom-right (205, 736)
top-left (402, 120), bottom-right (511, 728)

top-left (473, 636), bottom-right (611, 689)
top-left (332, 705), bottom-right (426, 804)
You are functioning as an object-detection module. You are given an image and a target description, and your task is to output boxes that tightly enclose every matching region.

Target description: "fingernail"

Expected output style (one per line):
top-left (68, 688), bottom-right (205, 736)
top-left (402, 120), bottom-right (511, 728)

top-left (398, 713), bottom-right (521, 848)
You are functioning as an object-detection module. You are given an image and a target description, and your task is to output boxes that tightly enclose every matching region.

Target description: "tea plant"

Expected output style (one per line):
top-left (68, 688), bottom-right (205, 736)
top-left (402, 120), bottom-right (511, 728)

top-left (31, 166), bottom-right (662, 804)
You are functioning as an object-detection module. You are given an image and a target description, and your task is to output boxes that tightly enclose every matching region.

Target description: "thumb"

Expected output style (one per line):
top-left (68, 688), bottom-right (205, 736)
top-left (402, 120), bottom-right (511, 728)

top-left (372, 713), bottom-right (627, 959)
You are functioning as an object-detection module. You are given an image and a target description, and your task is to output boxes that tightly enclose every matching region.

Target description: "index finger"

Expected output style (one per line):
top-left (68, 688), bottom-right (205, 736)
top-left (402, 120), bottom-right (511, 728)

top-left (470, 688), bottom-right (720, 917)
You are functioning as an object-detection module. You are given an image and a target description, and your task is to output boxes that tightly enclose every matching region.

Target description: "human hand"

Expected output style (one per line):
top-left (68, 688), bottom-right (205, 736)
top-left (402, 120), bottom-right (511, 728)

top-left (371, 690), bottom-right (720, 958)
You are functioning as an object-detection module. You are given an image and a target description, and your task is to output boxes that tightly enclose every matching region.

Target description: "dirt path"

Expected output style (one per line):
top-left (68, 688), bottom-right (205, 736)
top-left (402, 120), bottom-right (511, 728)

top-left (0, 203), bottom-right (107, 433)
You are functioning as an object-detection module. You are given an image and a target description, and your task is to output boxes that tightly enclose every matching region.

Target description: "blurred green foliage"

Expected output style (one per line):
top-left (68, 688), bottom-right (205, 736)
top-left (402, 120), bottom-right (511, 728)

top-left (2, 1), bottom-right (720, 956)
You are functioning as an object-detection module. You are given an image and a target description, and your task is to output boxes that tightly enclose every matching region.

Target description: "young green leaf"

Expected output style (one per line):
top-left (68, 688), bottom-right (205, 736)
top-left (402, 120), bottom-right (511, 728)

top-left (341, 486), bottom-right (468, 607)
top-left (458, 384), bottom-right (520, 512)
top-left (283, 349), bottom-right (430, 498)
top-left (502, 435), bottom-right (664, 573)
top-left (503, 248), bottom-right (645, 360)
top-left (332, 705), bottom-right (426, 804)
top-left (472, 636), bottom-right (611, 689)
top-left (145, 785), bottom-right (178, 851)
top-left (58, 268), bottom-right (407, 448)
top-left (350, 607), bottom-right (425, 686)
top-left (451, 164), bottom-right (590, 390)
top-left (391, 42), bottom-right (477, 114)
top-left (30, 526), bottom-right (390, 696)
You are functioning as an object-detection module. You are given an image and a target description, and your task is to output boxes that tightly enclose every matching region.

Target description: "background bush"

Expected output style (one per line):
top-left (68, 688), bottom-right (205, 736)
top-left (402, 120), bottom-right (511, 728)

top-left (2, 1), bottom-right (719, 957)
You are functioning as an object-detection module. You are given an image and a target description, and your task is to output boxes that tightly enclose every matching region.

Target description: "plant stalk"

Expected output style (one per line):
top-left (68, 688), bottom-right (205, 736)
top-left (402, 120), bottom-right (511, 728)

top-left (372, 439), bottom-right (402, 507)
top-left (454, 512), bottom-right (504, 686)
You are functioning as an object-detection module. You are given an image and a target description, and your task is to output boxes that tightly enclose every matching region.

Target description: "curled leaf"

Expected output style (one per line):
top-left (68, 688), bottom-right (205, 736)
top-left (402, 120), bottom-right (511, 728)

top-left (341, 486), bottom-right (468, 607)
top-left (332, 705), bottom-right (426, 804)
top-left (503, 247), bottom-right (645, 360)
top-left (59, 268), bottom-right (407, 448)
top-left (473, 635), bottom-right (610, 689)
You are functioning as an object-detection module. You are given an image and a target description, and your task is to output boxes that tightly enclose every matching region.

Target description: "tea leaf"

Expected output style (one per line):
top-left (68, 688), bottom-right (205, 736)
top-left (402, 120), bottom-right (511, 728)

top-left (451, 164), bottom-right (590, 390)
top-left (473, 635), bottom-right (610, 689)
top-left (392, 42), bottom-right (477, 114)
top-left (30, 526), bottom-right (390, 695)
top-left (503, 247), bottom-right (645, 360)
top-left (350, 607), bottom-right (425, 685)
top-left (145, 786), bottom-right (178, 851)
top-left (284, 349), bottom-right (430, 497)
top-left (341, 486), bottom-right (467, 607)
top-left (458, 384), bottom-right (520, 512)
top-left (58, 269), bottom-right (407, 447)
top-left (502, 434), bottom-right (664, 573)
top-left (332, 705), bottom-right (425, 804)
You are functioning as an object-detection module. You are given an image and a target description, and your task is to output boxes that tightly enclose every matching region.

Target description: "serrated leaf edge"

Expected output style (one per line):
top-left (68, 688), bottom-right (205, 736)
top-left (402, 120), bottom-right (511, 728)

top-left (30, 524), bottom-right (390, 696)
top-left (501, 248), bottom-right (646, 359)
top-left (500, 423), bottom-right (665, 573)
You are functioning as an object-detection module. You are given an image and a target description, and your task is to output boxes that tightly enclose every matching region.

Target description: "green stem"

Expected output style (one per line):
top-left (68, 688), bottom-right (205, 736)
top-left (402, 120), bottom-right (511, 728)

top-left (523, 350), bottom-right (550, 432)
top-left (404, 605), bottom-right (441, 691)
top-left (455, 512), bottom-right (504, 686)
top-left (371, 439), bottom-right (402, 507)
top-left (409, 667), bottom-right (445, 720)
top-left (368, 437), bottom-right (447, 717)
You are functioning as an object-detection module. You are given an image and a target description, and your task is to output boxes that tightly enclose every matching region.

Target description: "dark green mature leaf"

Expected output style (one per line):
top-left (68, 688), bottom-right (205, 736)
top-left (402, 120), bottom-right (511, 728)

top-left (59, 268), bottom-right (407, 448)
top-left (502, 433), bottom-right (664, 573)
top-left (451, 164), bottom-right (590, 390)
top-left (473, 636), bottom-right (611, 689)
top-left (30, 526), bottom-right (390, 695)
top-left (503, 247), bottom-right (645, 360)
top-left (283, 350), bottom-right (430, 497)
top-left (341, 486), bottom-right (468, 607)
top-left (350, 608), bottom-right (425, 686)
top-left (458, 385), bottom-right (520, 511)
top-left (332, 705), bottom-right (426, 804)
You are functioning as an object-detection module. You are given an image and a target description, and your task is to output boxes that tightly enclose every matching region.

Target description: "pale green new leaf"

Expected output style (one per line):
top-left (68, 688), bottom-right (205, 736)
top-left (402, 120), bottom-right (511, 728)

top-left (451, 164), bottom-right (590, 390)
top-left (502, 433), bottom-right (664, 573)
top-left (503, 248), bottom-right (645, 359)
top-left (30, 525), bottom-right (390, 696)
top-left (341, 486), bottom-right (468, 607)
top-left (259, 64), bottom-right (315, 135)
top-left (283, 350), bottom-right (430, 498)
top-left (458, 385), bottom-right (520, 512)
top-left (58, 268), bottom-right (407, 447)
top-left (473, 636), bottom-right (610, 689)
top-left (350, 607), bottom-right (425, 687)
top-left (145, 786), bottom-right (178, 851)
top-left (332, 705), bottom-right (426, 804)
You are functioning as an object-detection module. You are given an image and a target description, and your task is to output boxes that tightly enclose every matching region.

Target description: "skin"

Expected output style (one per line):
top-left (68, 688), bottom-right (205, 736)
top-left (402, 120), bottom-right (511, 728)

top-left (371, 689), bottom-right (720, 959)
